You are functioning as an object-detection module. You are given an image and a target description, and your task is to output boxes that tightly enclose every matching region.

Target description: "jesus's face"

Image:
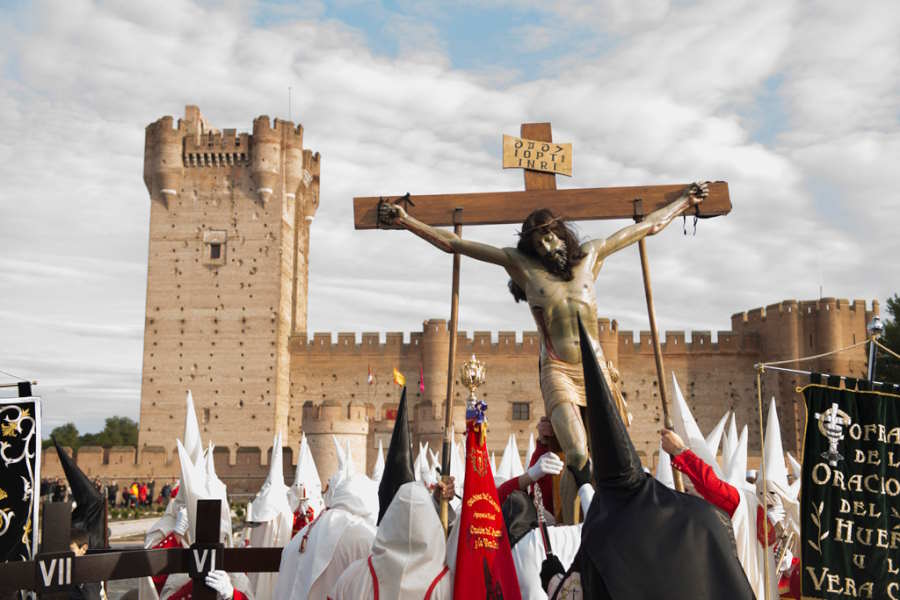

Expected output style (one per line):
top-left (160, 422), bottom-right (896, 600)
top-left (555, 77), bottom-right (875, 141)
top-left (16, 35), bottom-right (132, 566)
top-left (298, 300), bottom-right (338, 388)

top-left (531, 229), bottom-right (567, 271)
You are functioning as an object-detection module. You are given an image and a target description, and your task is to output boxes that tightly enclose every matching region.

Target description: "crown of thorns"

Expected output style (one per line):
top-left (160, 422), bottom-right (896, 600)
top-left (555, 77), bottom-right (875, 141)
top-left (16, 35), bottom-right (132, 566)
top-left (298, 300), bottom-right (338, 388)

top-left (517, 216), bottom-right (563, 237)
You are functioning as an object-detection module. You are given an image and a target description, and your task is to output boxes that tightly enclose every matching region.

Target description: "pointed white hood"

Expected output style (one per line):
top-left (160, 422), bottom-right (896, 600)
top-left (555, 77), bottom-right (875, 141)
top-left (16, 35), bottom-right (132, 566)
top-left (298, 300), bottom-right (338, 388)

top-left (526, 433), bottom-right (536, 465)
top-left (176, 439), bottom-right (231, 546)
top-left (371, 439), bottom-right (385, 483)
top-left (722, 424), bottom-right (777, 600)
top-left (763, 397), bottom-right (789, 491)
top-left (413, 442), bottom-right (427, 483)
top-left (655, 442), bottom-right (675, 489)
top-left (248, 433), bottom-right (291, 523)
top-left (722, 412), bottom-right (738, 471)
top-left (760, 397), bottom-right (800, 552)
top-left (290, 433), bottom-right (323, 514)
top-left (705, 411), bottom-right (729, 466)
top-left (324, 435), bottom-right (349, 505)
top-left (671, 373), bottom-right (722, 477)
top-left (247, 433), bottom-right (293, 599)
top-left (499, 434), bottom-right (524, 479)
top-left (450, 433), bottom-right (465, 499)
top-left (370, 482), bottom-right (448, 600)
top-left (490, 452), bottom-right (497, 476)
top-left (184, 390), bottom-right (203, 466)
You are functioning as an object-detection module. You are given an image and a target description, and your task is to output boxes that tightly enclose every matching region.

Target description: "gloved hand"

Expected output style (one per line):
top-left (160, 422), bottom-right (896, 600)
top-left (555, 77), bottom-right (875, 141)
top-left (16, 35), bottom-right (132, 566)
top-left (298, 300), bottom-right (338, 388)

top-left (205, 570), bottom-right (234, 600)
top-left (174, 506), bottom-right (189, 537)
top-left (767, 494), bottom-right (786, 525)
top-left (568, 460), bottom-right (592, 489)
top-left (540, 554), bottom-right (565, 592)
top-left (527, 452), bottom-right (564, 483)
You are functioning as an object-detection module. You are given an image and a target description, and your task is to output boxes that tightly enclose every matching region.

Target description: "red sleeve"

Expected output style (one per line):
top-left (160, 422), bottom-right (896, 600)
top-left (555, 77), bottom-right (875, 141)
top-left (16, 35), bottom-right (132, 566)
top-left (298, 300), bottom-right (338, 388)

top-left (756, 505), bottom-right (777, 546)
top-left (496, 442), bottom-right (555, 514)
top-left (671, 449), bottom-right (740, 517)
top-left (232, 591), bottom-right (248, 600)
top-left (496, 476), bottom-right (522, 506)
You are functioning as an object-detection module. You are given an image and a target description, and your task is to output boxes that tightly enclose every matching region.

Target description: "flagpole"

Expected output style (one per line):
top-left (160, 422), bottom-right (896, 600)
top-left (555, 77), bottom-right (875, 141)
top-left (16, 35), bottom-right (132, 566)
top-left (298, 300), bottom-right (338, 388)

top-left (440, 214), bottom-right (463, 535)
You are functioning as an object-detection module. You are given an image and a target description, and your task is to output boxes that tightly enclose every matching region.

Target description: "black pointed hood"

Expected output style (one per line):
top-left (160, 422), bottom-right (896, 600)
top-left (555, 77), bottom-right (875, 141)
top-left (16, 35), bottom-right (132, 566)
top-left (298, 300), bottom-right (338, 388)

top-left (577, 316), bottom-right (645, 490)
top-left (53, 437), bottom-right (106, 548)
top-left (377, 387), bottom-right (415, 524)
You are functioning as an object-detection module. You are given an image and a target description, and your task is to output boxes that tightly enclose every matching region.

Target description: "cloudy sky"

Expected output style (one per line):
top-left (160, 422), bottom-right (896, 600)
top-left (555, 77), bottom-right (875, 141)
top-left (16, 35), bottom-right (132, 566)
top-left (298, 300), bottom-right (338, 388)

top-left (1, 0), bottom-right (897, 433)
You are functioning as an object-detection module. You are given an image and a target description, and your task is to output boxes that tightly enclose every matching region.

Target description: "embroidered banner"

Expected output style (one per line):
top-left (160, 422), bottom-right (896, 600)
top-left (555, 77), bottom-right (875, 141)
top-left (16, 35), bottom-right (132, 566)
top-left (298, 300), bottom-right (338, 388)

top-left (801, 375), bottom-right (900, 599)
top-left (0, 396), bottom-right (41, 562)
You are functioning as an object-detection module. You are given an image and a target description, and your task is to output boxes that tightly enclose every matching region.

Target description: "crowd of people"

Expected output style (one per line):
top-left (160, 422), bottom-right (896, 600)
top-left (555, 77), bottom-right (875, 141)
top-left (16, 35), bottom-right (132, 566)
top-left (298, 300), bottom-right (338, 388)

top-left (40, 476), bottom-right (178, 509)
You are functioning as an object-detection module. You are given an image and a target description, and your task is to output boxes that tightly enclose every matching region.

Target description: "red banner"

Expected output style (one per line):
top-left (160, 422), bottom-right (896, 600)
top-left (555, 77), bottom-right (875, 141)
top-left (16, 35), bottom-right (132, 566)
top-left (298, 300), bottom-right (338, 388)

top-left (453, 421), bottom-right (521, 600)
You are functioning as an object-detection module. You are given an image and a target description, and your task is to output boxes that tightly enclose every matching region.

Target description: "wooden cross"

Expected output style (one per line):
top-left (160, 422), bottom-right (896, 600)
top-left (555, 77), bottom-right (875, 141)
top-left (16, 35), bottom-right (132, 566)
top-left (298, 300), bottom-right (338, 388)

top-left (354, 122), bottom-right (730, 501)
top-left (1, 500), bottom-right (282, 596)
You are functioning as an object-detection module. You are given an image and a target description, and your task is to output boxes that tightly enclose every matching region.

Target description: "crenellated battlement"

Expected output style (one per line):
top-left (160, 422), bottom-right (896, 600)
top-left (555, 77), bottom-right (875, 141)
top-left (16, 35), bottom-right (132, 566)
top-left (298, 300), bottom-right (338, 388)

top-left (144, 106), bottom-right (316, 205)
top-left (731, 298), bottom-right (873, 328)
top-left (251, 115), bottom-right (303, 145)
top-left (289, 319), bottom-right (761, 357)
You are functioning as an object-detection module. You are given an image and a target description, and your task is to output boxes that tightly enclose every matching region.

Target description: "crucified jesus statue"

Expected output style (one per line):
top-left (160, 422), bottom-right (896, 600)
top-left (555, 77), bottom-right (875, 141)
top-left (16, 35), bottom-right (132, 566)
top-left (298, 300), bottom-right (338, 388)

top-left (378, 181), bottom-right (707, 522)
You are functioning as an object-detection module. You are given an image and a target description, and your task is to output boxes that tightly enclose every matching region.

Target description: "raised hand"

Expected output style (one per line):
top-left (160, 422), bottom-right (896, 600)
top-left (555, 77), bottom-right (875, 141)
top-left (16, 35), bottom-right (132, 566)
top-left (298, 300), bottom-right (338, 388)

top-left (377, 200), bottom-right (408, 227)
top-left (527, 452), bottom-right (565, 483)
top-left (687, 181), bottom-right (709, 206)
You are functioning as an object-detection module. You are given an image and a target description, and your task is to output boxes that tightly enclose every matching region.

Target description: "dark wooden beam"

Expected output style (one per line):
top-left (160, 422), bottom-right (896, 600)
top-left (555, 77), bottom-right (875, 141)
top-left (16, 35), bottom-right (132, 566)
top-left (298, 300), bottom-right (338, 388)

top-left (353, 181), bottom-right (731, 229)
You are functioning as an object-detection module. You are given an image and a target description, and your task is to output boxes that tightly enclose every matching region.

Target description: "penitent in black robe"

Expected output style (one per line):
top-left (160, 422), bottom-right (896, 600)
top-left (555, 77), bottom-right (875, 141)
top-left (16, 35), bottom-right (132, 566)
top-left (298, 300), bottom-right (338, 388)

top-left (556, 318), bottom-right (754, 600)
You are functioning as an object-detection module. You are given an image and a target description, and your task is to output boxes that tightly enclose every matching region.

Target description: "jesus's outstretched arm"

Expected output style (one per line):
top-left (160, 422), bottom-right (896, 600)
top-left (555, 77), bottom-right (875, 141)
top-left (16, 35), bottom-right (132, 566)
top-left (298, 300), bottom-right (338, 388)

top-left (378, 202), bottom-right (512, 268)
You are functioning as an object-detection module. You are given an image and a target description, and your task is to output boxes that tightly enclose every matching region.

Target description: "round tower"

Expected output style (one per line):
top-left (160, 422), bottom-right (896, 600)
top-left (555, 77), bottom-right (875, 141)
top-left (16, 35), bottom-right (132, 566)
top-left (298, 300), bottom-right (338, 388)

top-left (414, 319), bottom-right (459, 450)
top-left (144, 116), bottom-right (183, 205)
top-left (302, 399), bottom-right (369, 484)
top-left (815, 298), bottom-right (846, 375)
top-left (251, 116), bottom-right (281, 204)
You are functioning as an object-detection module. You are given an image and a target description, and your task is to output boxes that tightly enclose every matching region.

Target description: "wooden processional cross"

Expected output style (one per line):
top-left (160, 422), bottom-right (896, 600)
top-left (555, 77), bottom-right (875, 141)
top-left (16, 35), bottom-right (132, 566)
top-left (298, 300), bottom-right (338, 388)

top-left (354, 123), bottom-right (732, 510)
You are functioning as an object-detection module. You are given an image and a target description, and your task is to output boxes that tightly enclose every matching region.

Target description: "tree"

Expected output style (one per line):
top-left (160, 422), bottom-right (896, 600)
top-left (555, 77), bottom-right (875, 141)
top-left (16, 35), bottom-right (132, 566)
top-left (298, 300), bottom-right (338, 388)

top-left (880, 294), bottom-right (900, 384)
top-left (80, 417), bottom-right (139, 447)
top-left (45, 422), bottom-right (79, 449)
top-left (42, 416), bottom-right (138, 449)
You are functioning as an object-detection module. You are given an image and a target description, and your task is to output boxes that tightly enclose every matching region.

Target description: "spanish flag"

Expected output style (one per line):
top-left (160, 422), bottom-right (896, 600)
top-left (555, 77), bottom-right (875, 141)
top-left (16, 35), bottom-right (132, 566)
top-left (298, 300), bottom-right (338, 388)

top-left (392, 367), bottom-right (406, 386)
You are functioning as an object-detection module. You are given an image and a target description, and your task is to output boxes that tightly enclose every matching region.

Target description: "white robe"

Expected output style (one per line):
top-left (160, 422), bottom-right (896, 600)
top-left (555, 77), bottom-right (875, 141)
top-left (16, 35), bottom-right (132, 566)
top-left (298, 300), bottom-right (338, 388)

top-left (511, 525), bottom-right (582, 600)
top-left (159, 572), bottom-right (253, 600)
top-left (329, 483), bottom-right (451, 600)
top-left (247, 512), bottom-right (293, 599)
top-left (274, 474), bottom-right (379, 600)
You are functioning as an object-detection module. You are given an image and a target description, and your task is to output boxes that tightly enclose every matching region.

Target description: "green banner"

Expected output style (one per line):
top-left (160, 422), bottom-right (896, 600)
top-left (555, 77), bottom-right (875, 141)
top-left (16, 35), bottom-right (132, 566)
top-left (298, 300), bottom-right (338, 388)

top-left (802, 376), bottom-right (900, 599)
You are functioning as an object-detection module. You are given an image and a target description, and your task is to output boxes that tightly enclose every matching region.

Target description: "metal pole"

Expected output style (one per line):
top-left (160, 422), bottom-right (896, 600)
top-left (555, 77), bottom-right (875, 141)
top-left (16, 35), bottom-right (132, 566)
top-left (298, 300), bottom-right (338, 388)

top-left (440, 214), bottom-right (463, 535)
top-left (636, 229), bottom-right (684, 492)
top-left (868, 337), bottom-right (878, 382)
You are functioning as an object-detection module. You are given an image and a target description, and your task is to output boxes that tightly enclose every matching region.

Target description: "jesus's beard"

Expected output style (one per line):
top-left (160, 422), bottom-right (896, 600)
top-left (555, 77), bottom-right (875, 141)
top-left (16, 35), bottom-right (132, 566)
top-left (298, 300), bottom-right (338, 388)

top-left (541, 246), bottom-right (569, 277)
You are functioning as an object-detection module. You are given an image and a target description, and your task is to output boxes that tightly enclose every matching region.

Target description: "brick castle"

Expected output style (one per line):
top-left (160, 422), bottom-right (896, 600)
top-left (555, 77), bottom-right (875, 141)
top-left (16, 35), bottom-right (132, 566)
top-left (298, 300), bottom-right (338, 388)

top-left (42, 107), bottom-right (879, 493)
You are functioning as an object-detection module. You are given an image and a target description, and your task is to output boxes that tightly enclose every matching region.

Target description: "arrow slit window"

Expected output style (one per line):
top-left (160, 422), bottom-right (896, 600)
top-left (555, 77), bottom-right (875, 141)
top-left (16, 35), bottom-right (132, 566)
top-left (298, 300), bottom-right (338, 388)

top-left (203, 230), bottom-right (227, 266)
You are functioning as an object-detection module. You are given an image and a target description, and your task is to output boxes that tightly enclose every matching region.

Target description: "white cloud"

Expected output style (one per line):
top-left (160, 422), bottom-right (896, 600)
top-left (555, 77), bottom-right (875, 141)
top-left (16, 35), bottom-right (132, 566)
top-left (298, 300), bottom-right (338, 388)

top-left (0, 0), bottom-right (896, 433)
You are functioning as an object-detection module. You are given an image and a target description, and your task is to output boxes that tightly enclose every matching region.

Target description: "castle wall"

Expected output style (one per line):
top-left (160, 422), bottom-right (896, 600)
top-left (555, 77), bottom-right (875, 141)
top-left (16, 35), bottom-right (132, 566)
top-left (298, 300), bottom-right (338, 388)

top-left (138, 107), bottom-right (318, 456)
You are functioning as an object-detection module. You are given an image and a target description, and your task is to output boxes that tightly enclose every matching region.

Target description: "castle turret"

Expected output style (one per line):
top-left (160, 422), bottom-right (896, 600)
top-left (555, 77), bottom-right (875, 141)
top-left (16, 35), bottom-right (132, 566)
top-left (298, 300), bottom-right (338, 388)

top-left (144, 116), bottom-right (184, 206)
top-left (250, 116), bottom-right (281, 204)
top-left (302, 399), bottom-right (369, 483)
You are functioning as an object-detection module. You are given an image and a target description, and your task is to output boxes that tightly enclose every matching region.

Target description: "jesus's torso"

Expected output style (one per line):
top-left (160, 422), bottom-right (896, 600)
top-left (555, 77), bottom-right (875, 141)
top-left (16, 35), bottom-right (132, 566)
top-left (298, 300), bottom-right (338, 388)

top-left (507, 244), bottom-right (601, 364)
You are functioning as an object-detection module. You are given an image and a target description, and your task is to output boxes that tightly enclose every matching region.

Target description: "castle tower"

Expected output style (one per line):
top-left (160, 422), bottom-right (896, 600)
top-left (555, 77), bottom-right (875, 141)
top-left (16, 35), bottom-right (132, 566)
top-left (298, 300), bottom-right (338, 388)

top-left (138, 106), bottom-right (320, 457)
top-left (302, 400), bottom-right (369, 483)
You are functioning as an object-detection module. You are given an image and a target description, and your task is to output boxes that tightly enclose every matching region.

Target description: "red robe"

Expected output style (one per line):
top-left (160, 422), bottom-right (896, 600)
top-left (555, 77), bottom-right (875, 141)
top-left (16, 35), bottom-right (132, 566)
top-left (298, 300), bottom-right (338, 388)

top-left (292, 504), bottom-right (315, 536)
top-left (165, 580), bottom-right (248, 600)
top-left (150, 532), bottom-right (185, 594)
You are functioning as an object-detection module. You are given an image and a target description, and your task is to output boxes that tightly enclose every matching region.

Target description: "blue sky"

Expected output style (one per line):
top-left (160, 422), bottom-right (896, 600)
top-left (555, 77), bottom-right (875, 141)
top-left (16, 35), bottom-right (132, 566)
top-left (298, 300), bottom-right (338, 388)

top-left (0, 0), bottom-right (898, 433)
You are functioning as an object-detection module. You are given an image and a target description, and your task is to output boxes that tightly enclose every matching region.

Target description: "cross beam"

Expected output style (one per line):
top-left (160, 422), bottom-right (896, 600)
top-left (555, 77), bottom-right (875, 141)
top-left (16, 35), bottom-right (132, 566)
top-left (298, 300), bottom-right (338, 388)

top-left (0, 501), bottom-right (282, 595)
top-left (353, 181), bottom-right (730, 229)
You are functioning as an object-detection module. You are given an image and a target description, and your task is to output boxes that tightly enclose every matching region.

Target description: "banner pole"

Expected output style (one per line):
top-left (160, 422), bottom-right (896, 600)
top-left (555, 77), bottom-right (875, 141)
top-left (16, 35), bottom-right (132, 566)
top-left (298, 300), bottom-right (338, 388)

top-left (756, 366), bottom-right (772, 600)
